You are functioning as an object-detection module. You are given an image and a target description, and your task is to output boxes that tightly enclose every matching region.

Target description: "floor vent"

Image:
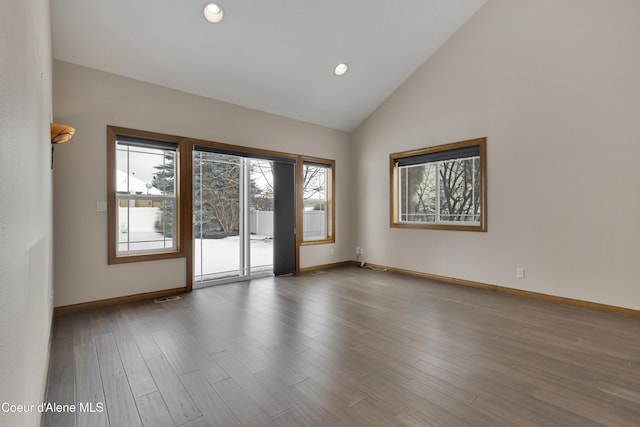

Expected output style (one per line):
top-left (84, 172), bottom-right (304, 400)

top-left (310, 270), bottom-right (326, 275)
top-left (153, 295), bottom-right (181, 304)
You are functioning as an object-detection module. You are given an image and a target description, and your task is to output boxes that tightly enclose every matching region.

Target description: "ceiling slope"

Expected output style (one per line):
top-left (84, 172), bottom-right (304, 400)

top-left (52, 0), bottom-right (486, 131)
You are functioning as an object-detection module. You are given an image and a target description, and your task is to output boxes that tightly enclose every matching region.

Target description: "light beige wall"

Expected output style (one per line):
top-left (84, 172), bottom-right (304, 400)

top-left (351, 0), bottom-right (640, 310)
top-left (0, 0), bottom-right (53, 425)
top-left (52, 61), bottom-right (352, 307)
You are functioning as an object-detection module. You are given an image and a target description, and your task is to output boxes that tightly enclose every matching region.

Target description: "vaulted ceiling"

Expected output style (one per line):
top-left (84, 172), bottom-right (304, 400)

top-left (51, 0), bottom-right (486, 132)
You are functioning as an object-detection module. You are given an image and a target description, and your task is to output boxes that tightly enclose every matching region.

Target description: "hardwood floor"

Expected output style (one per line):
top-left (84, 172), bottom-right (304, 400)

top-left (43, 266), bottom-right (640, 426)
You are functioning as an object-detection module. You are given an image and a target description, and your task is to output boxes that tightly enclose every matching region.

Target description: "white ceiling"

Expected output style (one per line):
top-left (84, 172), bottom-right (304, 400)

top-left (51, 0), bottom-right (486, 132)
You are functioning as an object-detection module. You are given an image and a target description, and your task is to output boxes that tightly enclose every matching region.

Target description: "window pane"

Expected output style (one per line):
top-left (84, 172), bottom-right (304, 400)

top-left (438, 157), bottom-right (479, 222)
top-left (117, 199), bottom-right (176, 253)
top-left (399, 163), bottom-right (436, 223)
top-left (250, 159), bottom-right (274, 273)
top-left (193, 151), bottom-right (241, 280)
top-left (116, 149), bottom-right (129, 192)
top-left (193, 151), bottom-right (240, 238)
top-left (116, 143), bottom-right (175, 195)
top-left (303, 164), bottom-right (328, 240)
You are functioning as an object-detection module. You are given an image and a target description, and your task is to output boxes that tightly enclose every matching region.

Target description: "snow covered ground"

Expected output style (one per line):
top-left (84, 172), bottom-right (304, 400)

top-left (119, 232), bottom-right (273, 282)
top-left (194, 235), bottom-right (273, 282)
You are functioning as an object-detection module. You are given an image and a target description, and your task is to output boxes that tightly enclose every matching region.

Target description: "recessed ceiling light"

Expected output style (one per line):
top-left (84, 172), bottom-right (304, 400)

top-left (204, 2), bottom-right (224, 23)
top-left (334, 63), bottom-right (349, 76)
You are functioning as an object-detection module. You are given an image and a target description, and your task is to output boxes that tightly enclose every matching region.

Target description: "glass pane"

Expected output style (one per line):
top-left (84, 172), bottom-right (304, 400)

top-left (302, 164), bottom-right (328, 240)
top-left (116, 143), bottom-right (175, 195)
top-left (116, 149), bottom-right (129, 192)
top-left (438, 157), bottom-right (480, 222)
top-left (399, 164), bottom-right (436, 222)
top-left (117, 199), bottom-right (175, 253)
top-left (193, 151), bottom-right (241, 281)
top-left (250, 159), bottom-right (273, 273)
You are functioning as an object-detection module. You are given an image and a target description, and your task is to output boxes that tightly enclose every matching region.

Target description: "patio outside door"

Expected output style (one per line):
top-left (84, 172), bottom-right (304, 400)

top-left (193, 150), bottom-right (275, 286)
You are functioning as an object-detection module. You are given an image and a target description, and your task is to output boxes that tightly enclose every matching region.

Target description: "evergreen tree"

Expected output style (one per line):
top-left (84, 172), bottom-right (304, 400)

top-left (152, 152), bottom-right (176, 236)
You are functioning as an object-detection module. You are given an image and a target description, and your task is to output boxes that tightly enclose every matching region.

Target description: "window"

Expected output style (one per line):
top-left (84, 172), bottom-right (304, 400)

top-left (108, 126), bottom-right (336, 273)
top-left (107, 127), bottom-right (183, 263)
top-left (390, 138), bottom-right (486, 231)
top-left (299, 158), bottom-right (335, 243)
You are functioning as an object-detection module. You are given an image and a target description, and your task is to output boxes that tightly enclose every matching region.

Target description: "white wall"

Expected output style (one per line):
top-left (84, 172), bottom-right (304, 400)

top-left (352, 0), bottom-right (640, 310)
top-left (53, 61), bottom-right (352, 307)
top-left (0, 0), bottom-right (54, 425)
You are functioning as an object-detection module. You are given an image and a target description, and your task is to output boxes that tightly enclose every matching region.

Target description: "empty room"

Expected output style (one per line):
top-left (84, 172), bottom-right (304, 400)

top-left (2, 0), bottom-right (639, 426)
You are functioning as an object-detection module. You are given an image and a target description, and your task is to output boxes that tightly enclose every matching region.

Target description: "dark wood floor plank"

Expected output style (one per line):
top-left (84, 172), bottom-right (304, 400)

top-left (44, 267), bottom-right (640, 427)
top-left (174, 332), bottom-right (229, 384)
top-left (232, 334), bottom-right (308, 385)
top-left (396, 404), bottom-right (466, 427)
top-left (43, 338), bottom-right (75, 427)
top-left (212, 378), bottom-right (276, 427)
top-left (305, 333), bottom-right (373, 377)
top-left (336, 397), bottom-right (407, 427)
top-left (115, 338), bottom-right (157, 398)
top-left (52, 313), bottom-right (73, 341)
top-left (598, 381), bottom-right (640, 405)
top-left (135, 391), bottom-right (173, 427)
top-left (180, 371), bottom-right (243, 427)
top-left (290, 349), bottom-right (366, 407)
top-left (255, 368), bottom-right (345, 427)
top-left (151, 328), bottom-right (199, 376)
top-left (302, 345), bottom-right (370, 382)
top-left (310, 333), bottom-right (413, 386)
top-left (94, 333), bottom-right (126, 382)
top-left (242, 325), bottom-right (310, 357)
top-left (74, 343), bottom-right (108, 427)
top-left (109, 307), bottom-right (136, 344)
top-left (296, 347), bottom-right (408, 415)
top-left (102, 375), bottom-right (142, 427)
top-left (91, 309), bottom-right (114, 337)
top-left (216, 335), bottom-right (270, 373)
top-left (468, 352), bottom-right (637, 425)
top-left (127, 319), bottom-right (162, 359)
top-left (361, 373), bottom-right (503, 427)
top-left (179, 417), bottom-right (211, 427)
top-left (270, 409), bottom-right (306, 427)
top-left (187, 329), bottom-right (226, 355)
top-left (211, 349), bottom-right (289, 418)
top-left (72, 311), bottom-right (94, 347)
top-left (145, 354), bottom-right (202, 425)
top-left (404, 376), bottom-right (477, 406)
top-left (294, 377), bottom-right (362, 413)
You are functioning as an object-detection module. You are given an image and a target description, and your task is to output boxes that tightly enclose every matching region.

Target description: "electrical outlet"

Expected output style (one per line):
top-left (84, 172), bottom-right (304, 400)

top-left (360, 247), bottom-right (364, 256)
top-left (356, 247), bottom-right (361, 256)
top-left (330, 247), bottom-right (334, 255)
top-left (516, 267), bottom-right (525, 279)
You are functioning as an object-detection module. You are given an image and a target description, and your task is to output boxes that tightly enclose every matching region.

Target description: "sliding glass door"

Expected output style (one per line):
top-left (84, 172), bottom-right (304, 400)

top-left (249, 159), bottom-right (275, 274)
top-left (193, 150), bottom-right (274, 286)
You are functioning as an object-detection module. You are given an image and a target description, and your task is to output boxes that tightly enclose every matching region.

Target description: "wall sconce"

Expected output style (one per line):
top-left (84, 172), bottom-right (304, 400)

top-left (50, 123), bottom-right (75, 168)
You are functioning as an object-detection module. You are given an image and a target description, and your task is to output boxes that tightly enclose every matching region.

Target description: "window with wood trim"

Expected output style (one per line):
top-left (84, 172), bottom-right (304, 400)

top-left (390, 138), bottom-right (486, 231)
top-left (299, 158), bottom-right (335, 243)
top-left (107, 126), bottom-right (184, 264)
